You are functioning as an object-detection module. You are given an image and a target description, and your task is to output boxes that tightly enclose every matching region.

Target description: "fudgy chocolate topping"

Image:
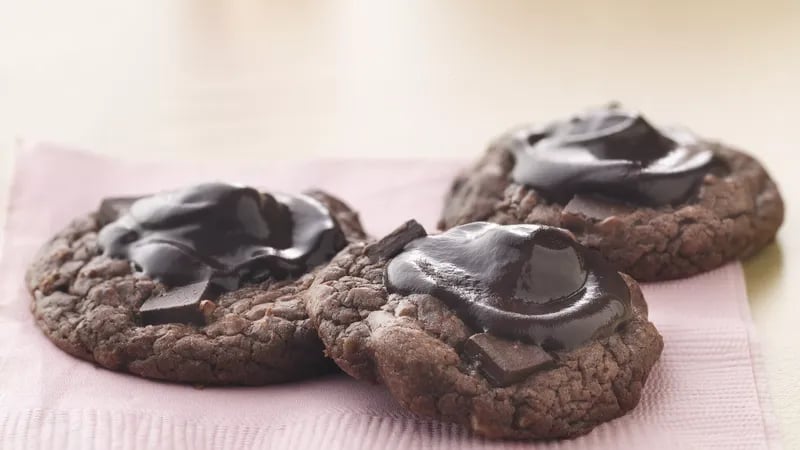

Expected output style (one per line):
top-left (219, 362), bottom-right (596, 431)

top-left (98, 182), bottom-right (345, 291)
top-left (509, 104), bottom-right (714, 205)
top-left (385, 222), bottom-right (632, 350)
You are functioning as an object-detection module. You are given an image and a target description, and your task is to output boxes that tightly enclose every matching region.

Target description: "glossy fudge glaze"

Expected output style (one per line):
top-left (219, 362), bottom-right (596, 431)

top-left (509, 104), bottom-right (715, 205)
top-left (385, 222), bottom-right (632, 351)
top-left (98, 182), bottom-right (346, 324)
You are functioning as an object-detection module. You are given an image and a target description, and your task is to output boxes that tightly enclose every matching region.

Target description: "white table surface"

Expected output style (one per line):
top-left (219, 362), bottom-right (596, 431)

top-left (1, 0), bottom-right (798, 446)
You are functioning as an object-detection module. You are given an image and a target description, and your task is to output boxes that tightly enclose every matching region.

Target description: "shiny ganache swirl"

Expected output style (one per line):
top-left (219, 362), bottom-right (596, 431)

top-left (98, 182), bottom-right (345, 290)
top-left (509, 104), bottom-right (715, 205)
top-left (385, 222), bottom-right (632, 350)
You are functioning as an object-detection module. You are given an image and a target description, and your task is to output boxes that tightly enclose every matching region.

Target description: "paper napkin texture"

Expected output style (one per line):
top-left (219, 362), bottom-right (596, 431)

top-left (0, 144), bottom-right (780, 449)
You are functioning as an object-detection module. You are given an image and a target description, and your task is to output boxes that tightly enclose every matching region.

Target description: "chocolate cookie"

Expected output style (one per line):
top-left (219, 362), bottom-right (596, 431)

top-left (440, 104), bottom-right (784, 281)
top-left (306, 220), bottom-right (663, 439)
top-left (26, 183), bottom-right (366, 385)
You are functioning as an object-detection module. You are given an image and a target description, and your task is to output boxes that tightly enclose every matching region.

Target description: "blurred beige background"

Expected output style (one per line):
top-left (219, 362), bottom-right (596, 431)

top-left (1, 0), bottom-right (798, 445)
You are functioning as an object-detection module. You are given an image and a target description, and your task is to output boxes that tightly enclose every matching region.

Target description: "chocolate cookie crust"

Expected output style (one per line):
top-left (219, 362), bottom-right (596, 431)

top-left (440, 140), bottom-right (784, 281)
top-left (306, 241), bottom-right (663, 439)
top-left (26, 191), bottom-right (365, 385)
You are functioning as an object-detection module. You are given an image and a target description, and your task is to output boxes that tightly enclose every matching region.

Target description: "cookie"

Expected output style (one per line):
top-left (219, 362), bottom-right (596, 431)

top-left (306, 220), bottom-right (663, 439)
top-left (26, 183), bottom-right (366, 385)
top-left (440, 104), bottom-right (784, 281)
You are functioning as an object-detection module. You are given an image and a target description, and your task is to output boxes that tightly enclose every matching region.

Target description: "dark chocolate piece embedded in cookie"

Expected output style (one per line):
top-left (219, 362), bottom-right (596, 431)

top-left (365, 219), bottom-right (427, 261)
top-left (138, 279), bottom-right (215, 326)
top-left (26, 182), bottom-right (366, 385)
top-left (463, 333), bottom-right (554, 386)
top-left (440, 103), bottom-right (784, 281)
top-left (306, 221), bottom-right (663, 440)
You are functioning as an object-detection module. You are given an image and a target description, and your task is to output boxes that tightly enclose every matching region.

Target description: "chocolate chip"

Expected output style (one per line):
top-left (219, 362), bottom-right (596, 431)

top-left (562, 194), bottom-right (634, 221)
top-left (97, 196), bottom-right (140, 225)
top-left (138, 279), bottom-right (216, 325)
top-left (365, 220), bottom-right (427, 261)
top-left (464, 333), bottom-right (554, 386)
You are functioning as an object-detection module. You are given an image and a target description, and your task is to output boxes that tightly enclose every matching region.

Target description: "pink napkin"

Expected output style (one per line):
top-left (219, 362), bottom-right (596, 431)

top-left (0, 144), bottom-right (781, 449)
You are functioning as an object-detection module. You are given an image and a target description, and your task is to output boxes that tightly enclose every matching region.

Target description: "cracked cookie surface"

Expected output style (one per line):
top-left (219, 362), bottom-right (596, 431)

top-left (26, 191), bottom-right (366, 385)
top-left (439, 142), bottom-right (784, 281)
top-left (306, 242), bottom-right (664, 439)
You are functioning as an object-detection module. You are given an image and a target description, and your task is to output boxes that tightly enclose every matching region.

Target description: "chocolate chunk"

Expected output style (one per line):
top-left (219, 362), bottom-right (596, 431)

top-left (464, 333), bottom-right (553, 386)
top-left (97, 197), bottom-right (140, 225)
top-left (139, 279), bottom-right (216, 325)
top-left (365, 219), bottom-right (427, 261)
top-left (563, 194), bottom-right (635, 221)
